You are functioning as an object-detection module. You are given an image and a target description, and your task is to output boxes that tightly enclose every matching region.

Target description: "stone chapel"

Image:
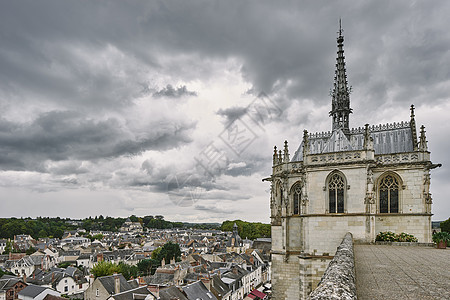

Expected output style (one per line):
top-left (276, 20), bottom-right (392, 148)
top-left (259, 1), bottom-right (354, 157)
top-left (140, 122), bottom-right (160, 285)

top-left (265, 23), bottom-right (441, 299)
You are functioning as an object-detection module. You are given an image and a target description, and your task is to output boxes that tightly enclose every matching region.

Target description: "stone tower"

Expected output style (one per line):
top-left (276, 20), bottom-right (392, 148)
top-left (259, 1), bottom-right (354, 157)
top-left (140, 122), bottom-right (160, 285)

top-left (265, 22), bottom-right (440, 299)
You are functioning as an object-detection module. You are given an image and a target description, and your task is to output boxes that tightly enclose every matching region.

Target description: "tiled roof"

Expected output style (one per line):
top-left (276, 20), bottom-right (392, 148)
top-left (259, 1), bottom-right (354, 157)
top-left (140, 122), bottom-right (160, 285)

top-left (292, 122), bottom-right (415, 162)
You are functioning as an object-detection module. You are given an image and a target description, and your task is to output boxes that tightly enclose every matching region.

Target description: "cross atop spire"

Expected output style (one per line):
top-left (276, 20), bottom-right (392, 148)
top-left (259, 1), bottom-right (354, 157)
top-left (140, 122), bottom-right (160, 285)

top-left (338, 18), bottom-right (343, 36)
top-left (330, 20), bottom-right (352, 134)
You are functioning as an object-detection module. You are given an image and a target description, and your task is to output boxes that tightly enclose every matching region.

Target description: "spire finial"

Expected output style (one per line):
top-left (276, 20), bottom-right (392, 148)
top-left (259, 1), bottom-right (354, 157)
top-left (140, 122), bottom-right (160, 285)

top-left (330, 20), bottom-right (352, 134)
top-left (410, 104), bottom-right (418, 150)
top-left (273, 146), bottom-right (278, 165)
top-left (283, 140), bottom-right (290, 163)
top-left (419, 125), bottom-right (428, 151)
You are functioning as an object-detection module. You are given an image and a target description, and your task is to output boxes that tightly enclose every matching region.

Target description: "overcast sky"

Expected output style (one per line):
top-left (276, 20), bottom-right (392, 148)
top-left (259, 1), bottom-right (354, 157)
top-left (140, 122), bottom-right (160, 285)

top-left (0, 1), bottom-right (449, 223)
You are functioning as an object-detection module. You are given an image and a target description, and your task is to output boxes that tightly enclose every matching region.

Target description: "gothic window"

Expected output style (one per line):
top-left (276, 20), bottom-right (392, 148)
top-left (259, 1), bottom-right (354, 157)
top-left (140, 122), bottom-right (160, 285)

top-left (379, 174), bottom-right (399, 213)
top-left (328, 173), bottom-right (345, 213)
top-left (280, 187), bottom-right (283, 206)
top-left (291, 183), bottom-right (302, 215)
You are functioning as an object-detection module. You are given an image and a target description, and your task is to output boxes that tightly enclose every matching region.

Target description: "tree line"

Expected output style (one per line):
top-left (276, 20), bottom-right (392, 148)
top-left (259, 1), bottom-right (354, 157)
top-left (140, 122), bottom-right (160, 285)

top-left (0, 215), bottom-right (220, 240)
top-left (221, 220), bottom-right (271, 240)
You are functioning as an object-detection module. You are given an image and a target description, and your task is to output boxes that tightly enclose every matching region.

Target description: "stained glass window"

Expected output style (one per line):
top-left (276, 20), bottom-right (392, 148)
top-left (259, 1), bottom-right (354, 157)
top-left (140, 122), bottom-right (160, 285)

top-left (292, 184), bottom-right (301, 215)
top-left (379, 174), bottom-right (399, 213)
top-left (328, 173), bottom-right (345, 213)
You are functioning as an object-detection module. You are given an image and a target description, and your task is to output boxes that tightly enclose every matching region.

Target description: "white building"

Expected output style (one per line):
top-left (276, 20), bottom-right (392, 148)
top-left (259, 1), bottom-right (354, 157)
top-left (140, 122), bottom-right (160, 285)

top-left (266, 23), bottom-right (440, 299)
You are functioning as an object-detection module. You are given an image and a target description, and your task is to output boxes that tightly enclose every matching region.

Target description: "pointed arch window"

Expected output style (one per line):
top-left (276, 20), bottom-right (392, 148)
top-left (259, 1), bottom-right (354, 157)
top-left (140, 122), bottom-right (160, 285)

top-left (292, 183), bottom-right (302, 215)
top-left (379, 174), bottom-right (399, 213)
top-left (328, 173), bottom-right (345, 213)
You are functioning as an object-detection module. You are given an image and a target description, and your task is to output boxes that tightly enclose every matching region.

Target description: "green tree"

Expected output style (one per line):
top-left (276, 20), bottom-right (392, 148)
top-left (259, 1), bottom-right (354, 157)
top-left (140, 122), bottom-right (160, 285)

top-left (92, 234), bottom-right (104, 241)
top-left (137, 259), bottom-right (158, 276)
top-left (221, 220), bottom-right (271, 240)
top-left (91, 261), bottom-right (120, 278)
top-left (118, 262), bottom-right (138, 280)
top-left (151, 247), bottom-right (161, 260)
top-left (157, 242), bottom-right (181, 264)
top-left (129, 215), bottom-right (139, 223)
top-left (440, 217), bottom-right (450, 233)
top-left (26, 247), bottom-right (37, 255)
top-left (38, 229), bottom-right (48, 238)
top-left (2, 240), bottom-right (12, 255)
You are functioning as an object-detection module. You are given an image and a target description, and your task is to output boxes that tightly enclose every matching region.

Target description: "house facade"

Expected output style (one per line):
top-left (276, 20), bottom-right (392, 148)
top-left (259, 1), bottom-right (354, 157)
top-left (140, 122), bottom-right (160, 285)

top-left (266, 24), bottom-right (440, 299)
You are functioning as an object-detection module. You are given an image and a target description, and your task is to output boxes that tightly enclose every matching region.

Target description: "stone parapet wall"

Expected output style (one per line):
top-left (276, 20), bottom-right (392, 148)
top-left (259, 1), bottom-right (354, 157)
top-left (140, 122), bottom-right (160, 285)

top-left (309, 232), bottom-right (357, 300)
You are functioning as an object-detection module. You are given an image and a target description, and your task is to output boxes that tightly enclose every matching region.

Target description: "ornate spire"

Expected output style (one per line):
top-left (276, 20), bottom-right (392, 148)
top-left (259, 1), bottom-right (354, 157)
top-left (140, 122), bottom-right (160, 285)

top-left (273, 146), bottom-right (278, 165)
top-left (330, 19), bottom-right (352, 134)
top-left (410, 104), bottom-right (418, 150)
top-left (302, 130), bottom-right (309, 157)
top-left (419, 125), bottom-right (428, 152)
top-left (283, 140), bottom-right (290, 163)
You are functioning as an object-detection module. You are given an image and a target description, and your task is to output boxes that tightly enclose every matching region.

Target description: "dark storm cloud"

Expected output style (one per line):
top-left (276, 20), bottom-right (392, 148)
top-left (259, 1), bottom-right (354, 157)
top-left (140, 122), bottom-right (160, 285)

top-left (0, 111), bottom-right (196, 172)
top-left (216, 107), bottom-right (248, 123)
top-left (139, 160), bottom-right (229, 194)
top-left (2, 1), bottom-right (449, 114)
top-left (153, 84), bottom-right (197, 98)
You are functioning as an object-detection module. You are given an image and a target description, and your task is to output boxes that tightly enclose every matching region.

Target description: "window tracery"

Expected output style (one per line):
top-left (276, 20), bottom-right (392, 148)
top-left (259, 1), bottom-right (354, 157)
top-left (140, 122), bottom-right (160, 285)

top-left (328, 173), bottom-right (345, 213)
top-left (292, 183), bottom-right (302, 215)
top-left (379, 174), bottom-right (399, 213)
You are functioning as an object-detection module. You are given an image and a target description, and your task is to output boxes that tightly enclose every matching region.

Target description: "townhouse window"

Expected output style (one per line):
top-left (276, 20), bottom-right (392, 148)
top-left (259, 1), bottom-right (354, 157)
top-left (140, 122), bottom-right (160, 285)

top-left (327, 172), bottom-right (346, 213)
top-left (96, 289), bottom-right (99, 297)
top-left (379, 174), bottom-right (400, 213)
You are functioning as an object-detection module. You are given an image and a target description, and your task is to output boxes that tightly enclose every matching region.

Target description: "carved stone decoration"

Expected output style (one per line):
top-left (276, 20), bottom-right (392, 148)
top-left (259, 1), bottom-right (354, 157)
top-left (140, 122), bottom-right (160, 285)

top-left (364, 168), bottom-right (375, 204)
top-left (270, 183), bottom-right (275, 209)
top-left (423, 172), bottom-right (432, 205)
top-left (283, 179), bottom-right (289, 209)
top-left (424, 192), bottom-right (433, 204)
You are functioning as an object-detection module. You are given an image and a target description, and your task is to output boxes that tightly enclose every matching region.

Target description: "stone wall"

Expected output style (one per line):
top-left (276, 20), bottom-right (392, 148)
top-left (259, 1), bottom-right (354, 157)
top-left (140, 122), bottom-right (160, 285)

top-left (271, 253), bottom-right (300, 300)
top-left (308, 232), bottom-right (357, 300)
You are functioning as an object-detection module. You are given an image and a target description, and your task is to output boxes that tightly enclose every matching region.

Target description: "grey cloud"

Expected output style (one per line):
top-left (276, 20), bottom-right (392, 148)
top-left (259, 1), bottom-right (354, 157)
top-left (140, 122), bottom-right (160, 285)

top-left (194, 204), bottom-right (236, 215)
top-left (2, 1), bottom-right (449, 114)
top-left (0, 111), bottom-right (196, 172)
top-left (216, 106), bottom-right (248, 123)
top-left (153, 84), bottom-right (197, 98)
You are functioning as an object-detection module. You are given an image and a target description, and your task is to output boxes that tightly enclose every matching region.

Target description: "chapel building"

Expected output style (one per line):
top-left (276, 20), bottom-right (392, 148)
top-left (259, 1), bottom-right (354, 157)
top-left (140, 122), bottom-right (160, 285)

top-left (265, 23), bottom-right (440, 299)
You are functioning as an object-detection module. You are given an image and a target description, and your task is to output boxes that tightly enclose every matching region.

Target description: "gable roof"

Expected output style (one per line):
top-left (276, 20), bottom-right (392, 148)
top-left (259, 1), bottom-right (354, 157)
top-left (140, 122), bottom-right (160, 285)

top-left (210, 275), bottom-right (230, 298)
top-left (18, 285), bottom-right (51, 298)
top-left (108, 286), bottom-right (153, 300)
top-left (98, 274), bottom-right (132, 295)
top-left (0, 276), bottom-right (25, 291)
top-left (43, 295), bottom-right (66, 300)
top-left (182, 281), bottom-right (217, 300)
top-left (158, 286), bottom-right (188, 300)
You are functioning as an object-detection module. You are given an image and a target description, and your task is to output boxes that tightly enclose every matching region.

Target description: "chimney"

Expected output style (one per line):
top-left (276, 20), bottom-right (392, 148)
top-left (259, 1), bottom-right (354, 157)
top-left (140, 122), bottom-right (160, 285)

top-left (170, 257), bottom-right (175, 265)
top-left (114, 274), bottom-right (120, 294)
top-left (138, 276), bottom-right (145, 286)
top-left (23, 274), bottom-right (27, 283)
top-left (161, 258), bottom-right (165, 267)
